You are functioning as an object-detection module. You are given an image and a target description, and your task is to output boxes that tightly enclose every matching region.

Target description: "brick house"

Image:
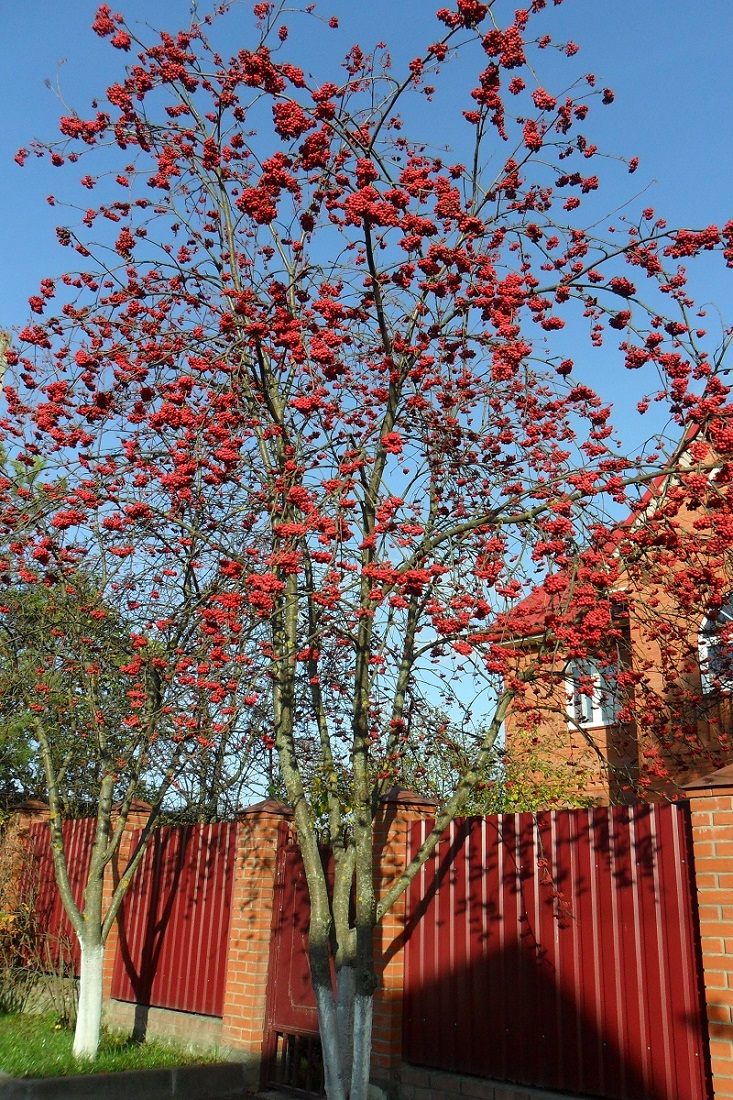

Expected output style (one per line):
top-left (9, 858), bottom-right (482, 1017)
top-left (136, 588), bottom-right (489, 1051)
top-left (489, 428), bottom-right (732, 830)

top-left (499, 436), bottom-right (733, 804)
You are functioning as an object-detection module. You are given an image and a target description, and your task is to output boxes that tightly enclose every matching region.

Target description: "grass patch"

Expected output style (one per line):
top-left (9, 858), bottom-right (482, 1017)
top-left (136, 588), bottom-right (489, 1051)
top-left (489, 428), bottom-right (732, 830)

top-left (0, 1012), bottom-right (222, 1078)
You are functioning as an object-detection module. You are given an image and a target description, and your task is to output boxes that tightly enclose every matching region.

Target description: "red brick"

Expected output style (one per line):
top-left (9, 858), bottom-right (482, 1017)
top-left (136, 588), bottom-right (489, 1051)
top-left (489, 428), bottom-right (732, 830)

top-left (701, 950), bottom-right (730, 968)
top-left (703, 866), bottom-right (733, 883)
top-left (693, 796), bottom-right (733, 813)
top-left (709, 1052), bottom-right (733, 1076)
top-left (708, 989), bottom-right (733, 1007)
top-left (699, 904), bottom-right (724, 921)
top-left (700, 920), bottom-right (733, 939)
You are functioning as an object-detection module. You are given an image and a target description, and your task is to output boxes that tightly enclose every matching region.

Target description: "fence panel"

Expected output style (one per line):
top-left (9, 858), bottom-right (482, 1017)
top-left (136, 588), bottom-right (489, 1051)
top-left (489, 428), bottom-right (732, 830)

top-left (111, 821), bottom-right (237, 1017)
top-left (26, 818), bottom-right (96, 974)
top-left (403, 803), bottom-right (710, 1100)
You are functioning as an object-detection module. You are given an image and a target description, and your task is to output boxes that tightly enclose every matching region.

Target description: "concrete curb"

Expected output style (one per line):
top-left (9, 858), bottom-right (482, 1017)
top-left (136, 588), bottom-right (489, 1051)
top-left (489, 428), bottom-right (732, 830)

top-left (0, 1061), bottom-right (254, 1099)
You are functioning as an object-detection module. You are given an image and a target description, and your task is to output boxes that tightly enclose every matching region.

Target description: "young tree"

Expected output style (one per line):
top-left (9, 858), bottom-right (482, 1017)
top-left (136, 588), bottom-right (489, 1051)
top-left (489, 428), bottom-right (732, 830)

top-left (0, 454), bottom-right (268, 1058)
top-left (4, 1), bottom-right (733, 1093)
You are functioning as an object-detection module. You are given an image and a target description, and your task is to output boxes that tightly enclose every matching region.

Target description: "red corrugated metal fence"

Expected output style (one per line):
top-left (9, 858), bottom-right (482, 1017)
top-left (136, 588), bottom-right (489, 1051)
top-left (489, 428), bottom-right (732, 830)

top-left (403, 803), bottom-right (710, 1100)
top-left (111, 822), bottom-right (237, 1017)
top-left (26, 818), bottom-right (96, 975)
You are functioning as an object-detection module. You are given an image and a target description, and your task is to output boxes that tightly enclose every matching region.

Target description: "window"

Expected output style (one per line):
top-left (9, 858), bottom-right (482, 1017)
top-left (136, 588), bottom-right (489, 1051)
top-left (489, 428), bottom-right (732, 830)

top-left (700, 593), bottom-right (733, 693)
top-left (566, 658), bottom-right (620, 727)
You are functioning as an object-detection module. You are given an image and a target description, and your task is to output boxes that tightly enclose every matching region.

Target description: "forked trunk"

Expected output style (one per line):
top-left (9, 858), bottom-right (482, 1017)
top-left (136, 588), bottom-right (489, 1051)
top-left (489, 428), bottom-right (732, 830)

top-left (72, 939), bottom-right (105, 1059)
top-left (314, 969), bottom-right (375, 1100)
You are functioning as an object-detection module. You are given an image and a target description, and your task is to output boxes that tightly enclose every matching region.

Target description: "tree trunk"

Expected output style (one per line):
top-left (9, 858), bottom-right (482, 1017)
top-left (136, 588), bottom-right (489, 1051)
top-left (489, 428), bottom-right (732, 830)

top-left (336, 964), bottom-right (355, 1087)
top-left (72, 938), bottom-right (105, 1059)
top-left (314, 970), bottom-right (375, 1100)
top-left (349, 989), bottom-right (374, 1100)
top-left (313, 973), bottom-right (347, 1100)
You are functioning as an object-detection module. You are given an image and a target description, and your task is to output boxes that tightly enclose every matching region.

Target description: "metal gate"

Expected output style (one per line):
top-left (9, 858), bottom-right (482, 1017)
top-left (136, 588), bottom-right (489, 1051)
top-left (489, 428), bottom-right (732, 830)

top-left (261, 821), bottom-right (325, 1096)
top-left (403, 802), bottom-right (711, 1100)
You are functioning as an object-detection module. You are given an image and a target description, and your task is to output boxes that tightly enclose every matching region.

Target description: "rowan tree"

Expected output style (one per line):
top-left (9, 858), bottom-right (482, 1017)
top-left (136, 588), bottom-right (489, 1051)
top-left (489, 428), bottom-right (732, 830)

top-left (4, 1), bottom-right (733, 1093)
top-left (0, 452), bottom-right (268, 1057)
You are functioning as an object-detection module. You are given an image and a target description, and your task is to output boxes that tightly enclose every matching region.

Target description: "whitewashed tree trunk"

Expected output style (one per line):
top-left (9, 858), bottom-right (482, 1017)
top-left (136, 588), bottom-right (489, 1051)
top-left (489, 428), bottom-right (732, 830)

top-left (316, 971), bottom-right (375, 1100)
top-left (349, 991), bottom-right (374, 1100)
top-left (314, 979), bottom-right (347, 1100)
top-left (336, 965), bottom-right (355, 1087)
top-left (72, 939), bottom-right (105, 1059)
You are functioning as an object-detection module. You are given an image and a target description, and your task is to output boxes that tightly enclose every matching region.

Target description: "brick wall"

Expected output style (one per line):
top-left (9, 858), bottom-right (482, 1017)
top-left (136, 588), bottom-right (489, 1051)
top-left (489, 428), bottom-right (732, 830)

top-left (1, 800), bottom-right (50, 913)
top-left (687, 768), bottom-right (733, 1100)
top-left (401, 1064), bottom-right (599, 1100)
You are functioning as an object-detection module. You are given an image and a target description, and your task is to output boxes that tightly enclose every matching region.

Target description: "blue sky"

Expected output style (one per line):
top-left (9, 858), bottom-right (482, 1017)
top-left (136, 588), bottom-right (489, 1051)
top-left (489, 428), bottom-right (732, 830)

top-left (2, 1), bottom-right (733, 390)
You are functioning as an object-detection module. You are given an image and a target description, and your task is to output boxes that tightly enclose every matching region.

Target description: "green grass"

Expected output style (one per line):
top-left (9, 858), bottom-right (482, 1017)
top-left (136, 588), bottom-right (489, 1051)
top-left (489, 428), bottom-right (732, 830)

top-left (0, 1012), bottom-right (223, 1078)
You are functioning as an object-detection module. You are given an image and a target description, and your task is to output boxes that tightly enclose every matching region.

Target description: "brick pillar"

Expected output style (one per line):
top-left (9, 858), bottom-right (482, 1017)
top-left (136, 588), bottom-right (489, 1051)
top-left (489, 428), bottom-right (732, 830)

top-left (8, 799), bottom-right (51, 826)
top-left (371, 787), bottom-right (436, 1084)
top-left (1, 800), bottom-right (50, 917)
top-left (220, 798), bottom-right (291, 1067)
top-left (686, 766), bottom-right (733, 1100)
top-left (101, 800), bottom-right (152, 1002)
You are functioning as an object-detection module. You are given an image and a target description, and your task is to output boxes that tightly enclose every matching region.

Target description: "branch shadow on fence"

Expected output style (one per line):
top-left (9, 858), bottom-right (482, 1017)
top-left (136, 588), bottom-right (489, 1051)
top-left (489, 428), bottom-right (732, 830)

top-left (111, 821), bottom-right (238, 1032)
top-left (400, 805), bottom-right (712, 1100)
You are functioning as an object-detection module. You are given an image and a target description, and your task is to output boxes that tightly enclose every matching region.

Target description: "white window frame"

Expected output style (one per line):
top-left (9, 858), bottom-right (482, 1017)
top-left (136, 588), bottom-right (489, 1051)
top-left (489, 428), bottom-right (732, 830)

top-left (565, 658), bottom-right (620, 728)
top-left (700, 593), bottom-right (733, 694)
